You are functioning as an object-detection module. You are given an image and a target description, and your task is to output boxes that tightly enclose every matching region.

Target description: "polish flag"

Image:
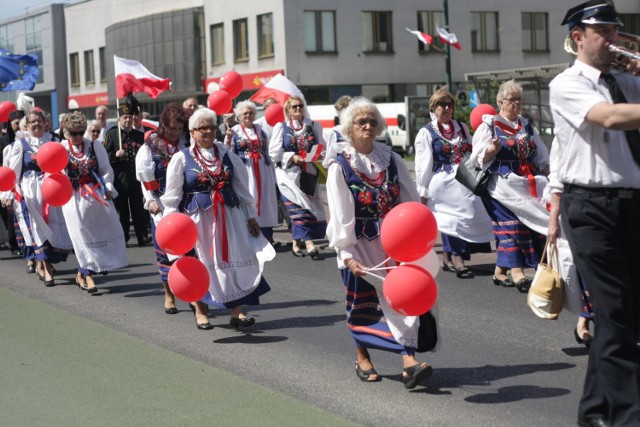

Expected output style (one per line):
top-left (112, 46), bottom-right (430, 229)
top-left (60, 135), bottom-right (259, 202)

top-left (405, 28), bottom-right (433, 46)
top-left (302, 144), bottom-right (324, 163)
top-left (436, 26), bottom-right (462, 50)
top-left (249, 73), bottom-right (305, 105)
top-left (114, 55), bottom-right (171, 99)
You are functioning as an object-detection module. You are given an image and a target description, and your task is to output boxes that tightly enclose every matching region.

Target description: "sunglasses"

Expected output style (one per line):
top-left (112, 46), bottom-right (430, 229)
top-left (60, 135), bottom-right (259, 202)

top-left (436, 101), bottom-right (454, 109)
top-left (354, 118), bottom-right (378, 128)
top-left (67, 130), bottom-right (86, 137)
top-left (290, 104), bottom-right (304, 110)
top-left (194, 125), bottom-right (215, 132)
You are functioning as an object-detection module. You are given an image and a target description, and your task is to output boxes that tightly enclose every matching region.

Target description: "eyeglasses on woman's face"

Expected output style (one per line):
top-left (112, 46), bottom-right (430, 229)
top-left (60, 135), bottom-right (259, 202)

top-left (90, 129), bottom-right (101, 134)
top-left (504, 96), bottom-right (523, 104)
top-left (290, 104), bottom-right (304, 110)
top-left (354, 118), bottom-right (378, 128)
top-left (193, 125), bottom-right (215, 132)
top-left (436, 101), bottom-right (454, 109)
top-left (29, 119), bottom-right (43, 125)
top-left (67, 129), bottom-right (86, 137)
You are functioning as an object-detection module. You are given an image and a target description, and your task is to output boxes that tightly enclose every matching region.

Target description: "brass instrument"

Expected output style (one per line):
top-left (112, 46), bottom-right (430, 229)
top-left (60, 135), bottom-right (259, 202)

top-left (564, 32), bottom-right (640, 71)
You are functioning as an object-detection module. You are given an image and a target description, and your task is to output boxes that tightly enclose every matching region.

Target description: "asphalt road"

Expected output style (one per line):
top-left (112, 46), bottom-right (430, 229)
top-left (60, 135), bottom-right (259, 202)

top-left (0, 225), bottom-right (589, 426)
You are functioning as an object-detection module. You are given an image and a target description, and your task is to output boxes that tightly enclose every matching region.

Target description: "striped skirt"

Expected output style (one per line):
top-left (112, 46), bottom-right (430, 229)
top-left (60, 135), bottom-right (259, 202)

top-left (341, 269), bottom-right (413, 355)
top-left (441, 233), bottom-right (492, 260)
top-left (480, 195), bottom-right (544, 269)
top-left (281, 194), bottom-right (326, 241)
top-left (150, 214), bottom-right (171, 283)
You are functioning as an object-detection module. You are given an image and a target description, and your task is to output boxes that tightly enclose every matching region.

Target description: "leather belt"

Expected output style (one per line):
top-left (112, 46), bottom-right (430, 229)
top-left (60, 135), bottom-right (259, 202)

top-left (565, 184), bottom-right (640, 199)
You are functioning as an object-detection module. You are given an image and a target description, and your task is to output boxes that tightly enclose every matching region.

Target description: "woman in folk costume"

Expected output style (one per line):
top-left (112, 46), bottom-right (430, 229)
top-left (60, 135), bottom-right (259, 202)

top-left (161, 108), bottom-right (272, 330)
top-left (414, 87), bottom-right (492, 278)
top-left (225, 100), bottom-right (279, 247)
top-left (327, 97), bottom-right (435, 389)
top-left (135, 103), bottom-right (188, 315)
top-left (472, 79), bottom-right (550, 292)
top-left (7, 109), bottom-right (72, 286)
top-left (60, 111), bottom-right (127, 293)
top-left (269, 96), bottom-right (326, 259)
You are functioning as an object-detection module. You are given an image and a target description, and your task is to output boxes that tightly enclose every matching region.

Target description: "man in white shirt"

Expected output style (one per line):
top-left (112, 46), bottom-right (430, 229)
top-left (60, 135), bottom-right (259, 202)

top-left (549, 2), bottom-right (640, 426)
top-left (95, 105), bottom-right (111, 142)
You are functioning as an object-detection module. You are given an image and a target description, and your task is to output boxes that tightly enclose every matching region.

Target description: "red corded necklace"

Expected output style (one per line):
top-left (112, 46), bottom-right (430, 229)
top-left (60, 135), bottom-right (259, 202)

top-left (288, 119), bottom-right (304, 132)
top-left (437, 121), bottom-right (455, 140)
top-left (240, 124), bottom-right (260, 150)
top-left (193, 144), bottom-right (224, 180)
top-left (70, 142), bottom-right (85, 159)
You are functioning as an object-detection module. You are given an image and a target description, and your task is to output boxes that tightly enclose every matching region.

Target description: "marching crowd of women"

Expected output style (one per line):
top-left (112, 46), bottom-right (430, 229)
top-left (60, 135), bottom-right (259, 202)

top-left (0, 81), bottom-right (589, 391)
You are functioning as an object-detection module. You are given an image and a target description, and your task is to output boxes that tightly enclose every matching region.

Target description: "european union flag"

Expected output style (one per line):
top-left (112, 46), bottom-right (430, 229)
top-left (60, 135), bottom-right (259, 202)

top-left (0, 48), bottom-right (40, 92)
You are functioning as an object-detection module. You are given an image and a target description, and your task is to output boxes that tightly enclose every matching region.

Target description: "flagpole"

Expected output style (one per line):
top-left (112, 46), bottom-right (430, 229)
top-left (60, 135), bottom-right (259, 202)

top-left (116, 97), bottom-right (122, 151)
top-left (444, 0), bottom-right (452, 89)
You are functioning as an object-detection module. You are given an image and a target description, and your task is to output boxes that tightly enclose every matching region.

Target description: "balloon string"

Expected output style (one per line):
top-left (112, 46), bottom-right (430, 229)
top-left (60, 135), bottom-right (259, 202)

top-left (364, 271), bottom-right (385, 281)
top-left (366, 265), bottom-right (397, 272)
top-left (369, 256), bottom-right (391, 270)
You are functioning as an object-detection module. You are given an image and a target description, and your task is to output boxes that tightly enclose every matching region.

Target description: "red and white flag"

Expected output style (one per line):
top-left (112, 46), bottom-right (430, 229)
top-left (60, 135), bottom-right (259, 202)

top-left (249, 73), bottom-right (305, 105)
top-left (405, 28), bottom-right (433, 46)
top-left (302, 144), bottom-right (324, 163)
top-left (114, 55), bottom-right (171, 99)
top-left (436, 26), bottom-right (462, 50)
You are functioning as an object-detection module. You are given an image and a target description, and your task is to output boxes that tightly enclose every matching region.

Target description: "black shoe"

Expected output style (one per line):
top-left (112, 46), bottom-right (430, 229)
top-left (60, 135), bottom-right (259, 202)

top-left (230, 316), bottom-right (255, 329)
top-left (196, 322), bottom-right (214, 330)
top-left (514, 278), bottom-right (531, 293)
top-left (86, 286), bottom-right (98, 294)
top-left (292, 248), bottom-right (306, 257)
top-left (137, 236), bottom-right (152, 247)
top-left (306, 248), bottom-right (321, 260)
top-left (355, 361), bottom-right (381, 382)
top-left (455, 266), bottom-right (474, 278)
top-left (441, 263), bottom-right (456, 273)
top-left (44, 278), bottom-right (55, 287)
top-left (26, 265), bottom-right (36, 274)
top-left (164, 307), bottom-right (178, 314)
top-left (574, 328), bottom-right (592, 348)
top-left (402, 363), bottom-right (433, 389)
top-left (577, 415), bottom-right (610, 427)
top-left (492, 276), bottom-right (514, 287)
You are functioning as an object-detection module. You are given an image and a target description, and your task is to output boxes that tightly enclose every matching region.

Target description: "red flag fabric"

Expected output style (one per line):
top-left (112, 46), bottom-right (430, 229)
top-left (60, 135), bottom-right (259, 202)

top-left (436, 26), bottom-right (462, 50)
top-left (249, 74), bottom-right (305, 105)
top-left (405, 28), bottom-right (433, 46)
top-left (114, 55), bottom-right (171, 99)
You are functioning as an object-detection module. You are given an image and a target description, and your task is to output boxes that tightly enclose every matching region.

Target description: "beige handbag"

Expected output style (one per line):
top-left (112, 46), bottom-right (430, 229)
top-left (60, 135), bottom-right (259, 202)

top-left (527, 239), bottom-right (564, 320)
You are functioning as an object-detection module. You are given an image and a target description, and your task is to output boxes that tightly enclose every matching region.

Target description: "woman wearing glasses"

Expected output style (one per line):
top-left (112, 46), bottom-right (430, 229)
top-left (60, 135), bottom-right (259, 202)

top-left (60, 111), bottom-right (127, 293)
top-left (136, 103), bottom-right (188, 314)
top-left (414, 87), bottom-right (492, 278)
top-left (84, 120), bottom-right (102, 143)
top-left (326, 97), bottom-right (436, 389)
top-left (161, 108), bottom-right (271, 330)
top-left (6, 109), bottom-right (71, 286)
top-left (227, 101), bottom-right (279, 247)
top-left (472, 80), bottom-right (550, 292)
top-left (269, 96), bottom-right (326, 259)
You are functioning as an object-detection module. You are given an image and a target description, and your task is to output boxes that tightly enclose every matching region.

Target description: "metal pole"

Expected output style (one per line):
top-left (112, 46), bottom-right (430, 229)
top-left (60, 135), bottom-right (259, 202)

top-left (444, 0), bottom-right (452, 89)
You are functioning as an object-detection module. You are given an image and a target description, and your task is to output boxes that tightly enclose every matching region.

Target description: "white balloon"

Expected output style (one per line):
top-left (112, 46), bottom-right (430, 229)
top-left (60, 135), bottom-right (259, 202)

top-left (401, 250), bottom-right (440, 278)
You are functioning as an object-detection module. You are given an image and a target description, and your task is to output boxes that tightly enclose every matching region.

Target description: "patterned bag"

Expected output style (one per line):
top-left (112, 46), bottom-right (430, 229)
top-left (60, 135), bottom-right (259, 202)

top-left (527, 239), bottom-right (564, 320)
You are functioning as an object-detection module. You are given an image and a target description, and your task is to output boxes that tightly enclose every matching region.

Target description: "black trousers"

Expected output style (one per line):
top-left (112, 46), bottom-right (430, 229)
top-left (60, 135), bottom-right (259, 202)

top-left (0, 205), bottom-right (18, 250)
top-left (561, 189), bottom-right (640, 425)
top-left (113, 185), bottom-right (148, 244)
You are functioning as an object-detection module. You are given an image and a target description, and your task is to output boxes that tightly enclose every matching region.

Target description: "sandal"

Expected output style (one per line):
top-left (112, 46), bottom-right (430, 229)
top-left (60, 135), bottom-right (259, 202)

top-left (402, 362), bottom-right (433, 389)
top-left (455, 266), bottom-right (474, 278)
top-left (441, 262), bottom-right (455, 273)
top-left (355, 361), bottom-right (381, 382)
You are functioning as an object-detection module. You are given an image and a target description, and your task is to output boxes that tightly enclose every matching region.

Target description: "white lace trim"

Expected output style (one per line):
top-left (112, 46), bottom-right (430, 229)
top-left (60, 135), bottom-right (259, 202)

top-left (341, 142), bottom-right (392, 176)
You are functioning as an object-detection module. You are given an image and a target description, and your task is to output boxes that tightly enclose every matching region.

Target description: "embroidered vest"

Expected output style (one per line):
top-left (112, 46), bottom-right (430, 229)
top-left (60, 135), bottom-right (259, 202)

top-left (231, 126), bottom-right (271, 166)
top-left (281, 121), bottom-right (319, 155)
top-left (67, 141), bottom-right (100, 189)
top-left (335, 152), bottom-right (400, 240)
top-left (149, 140), bottom-right (179, 195)
top-left (424, 121), bottom-right (472, 173)
top-left (489, 117), bottom-right (538, 177)
top-left (180, 147), bottom-right (240, 214)
top-left (20, 138), bottom-right (42, 179)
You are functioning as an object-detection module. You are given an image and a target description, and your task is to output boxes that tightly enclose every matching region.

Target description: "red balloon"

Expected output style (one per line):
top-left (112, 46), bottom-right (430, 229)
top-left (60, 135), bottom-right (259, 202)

top-left (36, 142), bottom-right (69, 173)
top-left (219, 71), bottom-right (243, 99)
top-left (0, 166), bottom-right (17, 191)
top-left (264, 103), bottom-right (285, 127)
top-left (155, 212), bottom-right (198, 255)
top-left (0, 101), bottom-right (16, 122)
top-left (41, 173), bottom-right (73, 206)
top-left (383, 265), bottom-right (438, 316)
top-left (469, 103), bottom-right (497, 131)
top-left (207, 90), bottom-right (233, 115)
top-left (380, 202), bottom-right (438, 262)
top-left (168, 256), bottom-right (209, 303)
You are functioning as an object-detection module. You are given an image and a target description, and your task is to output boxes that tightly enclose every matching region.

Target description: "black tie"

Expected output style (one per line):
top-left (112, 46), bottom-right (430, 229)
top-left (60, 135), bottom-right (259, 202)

top-left (602, 73), bottom-right (640, 166)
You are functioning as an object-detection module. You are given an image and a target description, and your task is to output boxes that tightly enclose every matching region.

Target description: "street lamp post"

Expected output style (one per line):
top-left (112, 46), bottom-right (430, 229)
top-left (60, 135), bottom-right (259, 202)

top-left (444, 0), bottom-right (452, 89)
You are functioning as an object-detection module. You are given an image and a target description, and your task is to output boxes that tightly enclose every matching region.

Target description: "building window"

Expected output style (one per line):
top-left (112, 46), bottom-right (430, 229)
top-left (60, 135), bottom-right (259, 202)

top-left (84, 50), bottom-right (95, 85)
top-left (522, 12), bottom-right (548, 52)
top-left (417, 11), bottom-right (445, 53)
top-left (363, 11), bottom-right (393, 53)
top-left (0, 24), bottom-right (13, 52)
top-left (471, 12), bottom-right (499, 52)
top-left (25, 16), bottom-right (44, 84)
top-left (257, 13), bottom-right (274, 58)
top-left (233, 18), bottom-right (249, 62)
top-left (210, 23), bottom-right (225, 65)
top-left (99, 47), bottom-right (106, 82)
top-left (70, 52), bottom-right (80, 87)
top-left (619, 13), bottom-right (640, 34)
top-left (304, 11), bottom-right (336, 53)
